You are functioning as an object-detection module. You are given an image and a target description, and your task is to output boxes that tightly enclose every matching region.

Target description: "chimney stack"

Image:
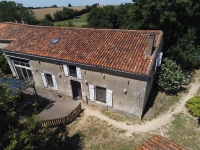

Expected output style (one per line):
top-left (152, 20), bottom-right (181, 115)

top-left (145, 34), bottom-right (155, 56)
top-left (21, 18), bottom-right (28, 24)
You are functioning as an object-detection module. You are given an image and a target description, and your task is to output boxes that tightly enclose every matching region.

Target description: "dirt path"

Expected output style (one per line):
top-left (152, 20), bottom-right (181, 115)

top-left (82, 81), bottom-right (199, 135)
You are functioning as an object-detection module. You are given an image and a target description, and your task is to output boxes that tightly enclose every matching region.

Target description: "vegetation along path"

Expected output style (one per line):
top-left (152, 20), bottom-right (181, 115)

top-left (82, 79), bottom-right (200, 136)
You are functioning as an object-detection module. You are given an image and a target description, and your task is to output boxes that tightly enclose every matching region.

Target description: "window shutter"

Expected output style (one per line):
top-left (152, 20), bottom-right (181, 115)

top-left (41, 73), bottom-right (47, 87)
top-left (52, 75), bottom-right (58, 91)
top-left (106, 89), bottom-right (113, 107)
top-left (157, 52), bottom-right (163, 66)
top-left (89, 84), bottom-right (94, 101)
top-left (63, 64), bottom-right (69, 76)
top-left (76, 66), bottom-right (82, 79)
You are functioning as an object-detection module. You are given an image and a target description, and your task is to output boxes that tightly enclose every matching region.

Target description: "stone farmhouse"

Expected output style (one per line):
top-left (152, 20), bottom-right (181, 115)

top-left (0, 23), bottom-right (163, 118)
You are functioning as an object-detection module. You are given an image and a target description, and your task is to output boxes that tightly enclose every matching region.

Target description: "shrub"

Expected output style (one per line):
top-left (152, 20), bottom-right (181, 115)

top-left (158, 58), bottom-right (185, 94)
top-left (186, 96), bottom-right (200, 117)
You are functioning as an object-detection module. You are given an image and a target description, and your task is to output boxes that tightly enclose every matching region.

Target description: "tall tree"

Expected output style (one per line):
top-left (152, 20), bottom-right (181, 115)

top-left (0, 83), bottom-right (47, 149)
top-left (0, 1), bottom-right (38, 24)
top-left (87, 6), bottom-right (116, 28)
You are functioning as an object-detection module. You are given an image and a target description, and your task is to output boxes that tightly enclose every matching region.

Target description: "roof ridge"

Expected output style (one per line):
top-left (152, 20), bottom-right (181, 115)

top-left (3, 22), bottom-right (163, 34)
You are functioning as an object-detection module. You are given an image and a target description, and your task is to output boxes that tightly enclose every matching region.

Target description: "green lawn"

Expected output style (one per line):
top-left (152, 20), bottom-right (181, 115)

top-left (54, 14), bottom-right (87, 27)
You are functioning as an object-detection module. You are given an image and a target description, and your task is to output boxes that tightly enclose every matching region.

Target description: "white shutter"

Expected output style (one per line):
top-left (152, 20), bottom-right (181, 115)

top-left (63, 64), bottom-right (69, 76)
top-left (41, 73), bottom-right (47, 87)
top-left (157, 52), bottom-right (163, 66)
top-left (89, 85), bottom-right (94, 101)
top-left (52, 75), bottom-right (58, 91)
top-left (106, 89), bottom-right (113, 107)
top-left (76, 66), bottom-right (82, 79)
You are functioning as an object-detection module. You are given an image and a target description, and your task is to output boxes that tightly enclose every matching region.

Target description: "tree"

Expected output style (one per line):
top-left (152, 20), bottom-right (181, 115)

top-left (0, 1), bottom-right (38, 25)
top-left (186, 96), bottom-right (200, 117)
top-left (45, 14), bottom-right (53, 21)
top-left (0, 52), bottom-right (11, 74)
top-left (39, 18), bottom-right (54, 26)
top-left (0, 83), bottom-right (47, 149)
top-left (167, 28), bottom-right (200, 70)
top-left (158, 58), bottom-right (185, 94)
top-left (68, 3), bottom-right (72, 7)
top-left (87, 6), bottom-right (116, 29)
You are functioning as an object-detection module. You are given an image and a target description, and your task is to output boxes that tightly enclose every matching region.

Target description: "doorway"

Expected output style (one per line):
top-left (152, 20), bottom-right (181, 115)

top-left (70, 80), bottom-right (82, 100)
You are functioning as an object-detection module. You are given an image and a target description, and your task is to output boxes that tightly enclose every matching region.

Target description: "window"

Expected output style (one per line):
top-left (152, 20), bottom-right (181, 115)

top-left (89, 85), bottom-right (113, 107)
top-left (50, 38), bottom-right (60, 44)
top-left (69, 65), bottom-right (77, 77)
top-left (46, 74), bottom-right (53, 87)
top-left (63, 64), bottom-right (82, 79)
top-left (12, 59), bottom-right (34, 82)
top-left (41, 73), bottom-right (58, 90)
top-left (96, 86), bottom-right (106, 103)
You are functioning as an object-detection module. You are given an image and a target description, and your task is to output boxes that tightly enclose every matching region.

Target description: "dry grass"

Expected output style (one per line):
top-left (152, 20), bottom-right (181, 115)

top-left (164, 112), bottom-right (200, 150)
top-left (67, 114), bottom-right (152, 150)
top-left (32, 6), bottom-right (86, 20)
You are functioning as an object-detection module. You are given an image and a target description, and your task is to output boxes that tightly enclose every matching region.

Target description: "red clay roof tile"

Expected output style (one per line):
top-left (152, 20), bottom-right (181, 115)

top-left (0, 22), bottom-right (163, 75)
top-left (137, 135), bottom-right (187, 150)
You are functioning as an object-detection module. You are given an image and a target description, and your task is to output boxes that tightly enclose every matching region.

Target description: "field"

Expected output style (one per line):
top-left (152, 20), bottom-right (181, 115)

top-left (54, 14), bottom-right (87, 27)
top-left (32, 6), bottom-right (86, 20)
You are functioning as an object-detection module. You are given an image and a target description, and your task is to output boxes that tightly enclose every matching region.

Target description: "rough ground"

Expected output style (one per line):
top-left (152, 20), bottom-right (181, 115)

top-left (80, 79), bottom-right (200, 136)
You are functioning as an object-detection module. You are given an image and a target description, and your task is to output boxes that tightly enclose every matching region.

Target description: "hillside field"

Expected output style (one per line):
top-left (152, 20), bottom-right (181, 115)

top-left (32, 6), bottom-right (86, 20)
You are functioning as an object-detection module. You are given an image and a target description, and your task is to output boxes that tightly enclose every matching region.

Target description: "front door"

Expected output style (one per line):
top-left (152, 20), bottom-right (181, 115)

top-left (70, 80), bottom-right (82, 100)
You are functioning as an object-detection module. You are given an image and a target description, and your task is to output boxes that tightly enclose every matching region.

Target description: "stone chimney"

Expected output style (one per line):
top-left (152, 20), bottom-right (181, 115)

top-left (21, 18), bottom-right (28, 24)
top-left (145, 34), bottom-right (155, 56)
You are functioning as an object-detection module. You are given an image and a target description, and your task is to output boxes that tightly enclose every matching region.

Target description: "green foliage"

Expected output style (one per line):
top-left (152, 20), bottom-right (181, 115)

top-left (0, 52), bottom-right (11, 74)
top-left (158, 58), bottom-right (185, 94)
top-left (0, 84), bottom-right (47, 149)
top-left (0, 1), bottom-right (38, 24)
top-left (186, 96), bottom-right (200, 117)
top-left (168, 28), bottom-right (199, 70)
top-left (39, 18), bottom-right (54, 26)
top-left (87, 6), bottom-right (116, 29)
top-left (45, 14), bottom-right (53, 21)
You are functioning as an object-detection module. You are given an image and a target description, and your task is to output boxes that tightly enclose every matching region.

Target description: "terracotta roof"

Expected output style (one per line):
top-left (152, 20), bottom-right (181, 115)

top-left (0, 23), bottom-right (7, 29)
top-left (137, 135), bottom-right (187, 150)
top-left (0, 22), bottom-right (163, 75)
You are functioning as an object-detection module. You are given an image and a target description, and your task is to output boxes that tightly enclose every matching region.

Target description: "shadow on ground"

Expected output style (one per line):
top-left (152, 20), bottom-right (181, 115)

top-left (142, 84), bottom-right (158, 119)
top-left (42, 126), bottom-right (83, 150)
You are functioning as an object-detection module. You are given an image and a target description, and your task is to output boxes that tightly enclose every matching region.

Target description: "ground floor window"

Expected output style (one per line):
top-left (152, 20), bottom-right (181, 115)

top-left (96, 86), bottom-right (106, 103)
top-left (12, 59), bottom-right (34, 82)
top-left (89, 85), bottom-right (113, 107)
top-left (41, 73), bottom-right (58, 91)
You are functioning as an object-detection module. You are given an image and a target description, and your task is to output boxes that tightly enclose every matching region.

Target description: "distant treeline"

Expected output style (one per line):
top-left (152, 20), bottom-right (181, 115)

top-left (27, 5), bottom-right (58, 9)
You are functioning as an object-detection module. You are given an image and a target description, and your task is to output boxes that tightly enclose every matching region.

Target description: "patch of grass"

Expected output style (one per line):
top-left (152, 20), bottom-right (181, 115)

top-left (67, 115), bottom-right (152, 150)
top-left (54, 14), bottom-right (87, 27)
top-left (166, 113), bottom-right (200, 149)
top-left (191, 70), bottom-right (200, 83)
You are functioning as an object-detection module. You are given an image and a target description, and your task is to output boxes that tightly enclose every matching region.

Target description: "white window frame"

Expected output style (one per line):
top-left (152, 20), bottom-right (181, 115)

top-left (11, 60), bottom-right (33, 82)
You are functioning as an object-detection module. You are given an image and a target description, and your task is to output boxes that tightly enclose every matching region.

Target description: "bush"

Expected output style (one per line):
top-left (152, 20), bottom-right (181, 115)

top-left (39, 19), bottom-right (54, 26)
top-left (186, 96), bottom-right (200, 117)
top-left (158, 58), bottom-right (185, 94)
top-left (0, 52), bottom-right (11, 74)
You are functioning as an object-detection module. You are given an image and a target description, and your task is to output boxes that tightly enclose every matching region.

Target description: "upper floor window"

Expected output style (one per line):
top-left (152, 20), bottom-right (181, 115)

top-left (69, 65), bottom-right (77, 77)
top-left (63, 64), bottom-right (82, 79)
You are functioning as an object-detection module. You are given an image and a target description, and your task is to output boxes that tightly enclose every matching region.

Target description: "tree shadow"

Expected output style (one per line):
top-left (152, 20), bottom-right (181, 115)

top-left (42, 126), bottom-right (83, 150)
top-left (19, 89), bottom-right (55, 117)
